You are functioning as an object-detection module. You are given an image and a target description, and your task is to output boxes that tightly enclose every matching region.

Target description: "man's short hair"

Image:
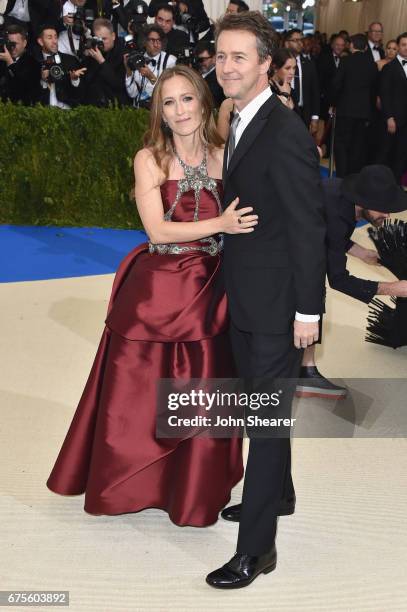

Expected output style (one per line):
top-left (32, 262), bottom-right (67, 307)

top-left (93, 18), bottom-right (114, 33)
top-left (350, 33), bottom-right (368, 51)
top-left (37, 24), bottom-right (58, 38)
top-left (143, 24), bottom-right (166, 42)
top-left (368, 22), bottom-right (383, 32)
top-left (155, 3), bottom-right (175, 18)
top-left (396, 32), bottom-right (407, 45)
top-left (6, 24), bottom-right (28, 39)
top-left (215, 11), bottom-right (279, 63)
top-left (195, 40), bottom-right (215, 56)
top-left (228, 0), bottom-right (249, 12)
top-left (284, 28), bottom-right (303, 43)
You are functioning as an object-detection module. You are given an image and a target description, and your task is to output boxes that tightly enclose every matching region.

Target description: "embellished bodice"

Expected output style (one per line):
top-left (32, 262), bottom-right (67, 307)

top-left (148, 150), bottom-right (224, 256)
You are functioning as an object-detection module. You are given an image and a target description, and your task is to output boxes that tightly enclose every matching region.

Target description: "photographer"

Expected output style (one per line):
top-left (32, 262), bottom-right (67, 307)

top-left (124, 24), bottom-right (175, 108)
top-left (58, 0), bottom-right (91, 58)
top-left (195, 40), bottom-right (224, 107)
top-left (33, 24), bottom-right (84, 108)
top-left (111, 0), bottom-right (148, 35)
top-left (154, 4), bottom-right (188, 57)
top-left (3, 0), bottom-right (62, 46)
top-left (0, 24), bottom-right (39, 104)
top-left (81, 17), bottom-right (130, 107)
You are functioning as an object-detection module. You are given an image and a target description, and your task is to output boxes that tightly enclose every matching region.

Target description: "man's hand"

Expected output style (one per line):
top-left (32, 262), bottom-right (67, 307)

top-left (293, 320), bottom-right (319, 349)
top-left (387, 117), bottom-right (397, 135)
top-left (41, 68), bottom-right (50, 82)
top-left (88, 47), bottom-right (105, 64)
top-left (378, 280), bottom-right (407, 298)
top-left (139, 65), bottom-right (155, 82)
top-left (348, 243), bottom-right (380, 265)
top-left (0, 47), bottom-right (13, 67)
top-left (69, 67), bottom-right (87, 80)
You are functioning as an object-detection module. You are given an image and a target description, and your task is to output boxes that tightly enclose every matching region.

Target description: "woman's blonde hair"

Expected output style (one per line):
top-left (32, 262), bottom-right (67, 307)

top-left (143, 64), bottom-right (224, 177)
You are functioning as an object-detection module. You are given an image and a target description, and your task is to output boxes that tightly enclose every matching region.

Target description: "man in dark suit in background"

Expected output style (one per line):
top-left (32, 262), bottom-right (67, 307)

top-left (365, 22), bottom-right (384, 162)
top-left (4, 0), bottom-right (62, 45)
top-left (284, 28), bottom-right (320, 136)
top-left (331, 33), bottom-right (378, 178)
top-left (195, 40), bottom-right (225, 108)
top-left (317, 33), bottom-right (346, 122)
top-left (366, 21), bottom-right (385, 62)
top-left (0, 24), bottom-right (40, 104)
top-left (380, 32), bottom-right (407, 184)
top-left (206, 12), bottom-right (326, 590)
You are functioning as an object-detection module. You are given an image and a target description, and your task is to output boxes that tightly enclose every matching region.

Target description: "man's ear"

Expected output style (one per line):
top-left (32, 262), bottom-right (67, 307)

top-left (259, 55), bottom-right (272, 76)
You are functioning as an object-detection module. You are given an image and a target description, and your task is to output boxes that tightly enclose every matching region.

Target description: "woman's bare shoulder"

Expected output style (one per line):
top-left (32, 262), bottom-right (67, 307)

top-left (134, 148), bottom-right (165, 184)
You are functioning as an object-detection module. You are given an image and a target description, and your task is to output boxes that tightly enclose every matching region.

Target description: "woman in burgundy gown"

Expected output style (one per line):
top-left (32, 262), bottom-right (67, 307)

top-left (46, 65), bottom-right (259, 526)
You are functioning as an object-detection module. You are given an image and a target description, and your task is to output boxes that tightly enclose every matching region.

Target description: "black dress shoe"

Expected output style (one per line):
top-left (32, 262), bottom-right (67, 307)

top-left (296, 366), bottom-right (347, 399)
top-left (221, 495), bottom-right (295, 522)
top-left (206, 546), bottom-right (277, 589)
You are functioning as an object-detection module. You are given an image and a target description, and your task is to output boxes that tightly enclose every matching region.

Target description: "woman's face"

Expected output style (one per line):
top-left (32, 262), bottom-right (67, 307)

top-left (161, 75), bottom-right (202, 137)
top-left (386, 42), bottom-right (398, 60)
top-left (274, 58), bottom-right (296, 84)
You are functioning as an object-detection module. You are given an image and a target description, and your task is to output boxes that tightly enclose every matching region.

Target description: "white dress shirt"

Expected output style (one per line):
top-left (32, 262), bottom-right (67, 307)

top-left (397, 54), bottom-right (407, 78)
top-left (368, 40), bottom-right (381, 62)
top-left (126, 50), bottom-right (176, 102)
top-left (40, 52), bottom-right (79, 110)
top-left (232, 86), bottom-right (320, 323)
top-left (8, 0), bottom-right (30, 22)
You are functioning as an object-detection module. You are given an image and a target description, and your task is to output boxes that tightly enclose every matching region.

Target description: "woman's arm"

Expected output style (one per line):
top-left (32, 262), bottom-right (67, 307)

top-left (134, 149), bottom-right (257, 244)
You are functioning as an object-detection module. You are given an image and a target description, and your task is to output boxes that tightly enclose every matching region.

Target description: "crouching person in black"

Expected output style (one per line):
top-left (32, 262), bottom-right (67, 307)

top-left (33, 25), bottom-right (84, 109)
top-left (0, 24), bottom-right (40, 104)
top-left (81, 17), bottom-right (130, 107)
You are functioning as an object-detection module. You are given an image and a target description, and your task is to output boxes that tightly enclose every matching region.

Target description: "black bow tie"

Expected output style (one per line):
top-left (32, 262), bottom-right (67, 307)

top-left (402, 60), bottom-right (407, 66)
top-left (373, 46), bottom-right (380, 51)
top-left (149, 58), bottom-right (156, 67)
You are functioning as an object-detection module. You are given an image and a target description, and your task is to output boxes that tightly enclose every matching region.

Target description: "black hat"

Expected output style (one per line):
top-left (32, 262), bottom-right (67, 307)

top-left (341, 165), bottom-right (407, 213)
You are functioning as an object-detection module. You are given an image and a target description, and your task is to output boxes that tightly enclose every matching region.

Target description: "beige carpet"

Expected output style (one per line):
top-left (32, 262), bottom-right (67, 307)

top-left (1, 219), bottom-right (407, 611)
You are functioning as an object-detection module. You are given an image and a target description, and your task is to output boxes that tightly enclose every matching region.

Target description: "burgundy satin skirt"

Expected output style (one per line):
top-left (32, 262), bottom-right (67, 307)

top-left (47, 244), bottom-right (243, 526)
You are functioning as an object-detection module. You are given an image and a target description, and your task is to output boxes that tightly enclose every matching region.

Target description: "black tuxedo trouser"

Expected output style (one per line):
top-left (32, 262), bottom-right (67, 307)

top-left (230, 322), bottom-right (303, 556)
top-left (334, 116), bottom-right (367, 178)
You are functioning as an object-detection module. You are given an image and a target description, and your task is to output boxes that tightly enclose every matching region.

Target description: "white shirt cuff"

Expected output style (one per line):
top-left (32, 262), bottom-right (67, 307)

top-left (311, 115), bottom-right (319, 121)
top-left (295, 312), bottom-right (320, 322)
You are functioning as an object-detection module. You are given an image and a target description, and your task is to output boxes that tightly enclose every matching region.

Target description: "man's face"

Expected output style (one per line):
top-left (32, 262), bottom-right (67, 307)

top-left (226, 2), bottom-right (239, 14)
top-left (38, 29), bottom-right (58, 55)
top-left (8, 33), bottom-right (26, 58)
top-left (93, 26), bottom-right (115, 52)
top-left (302, 37), bottom-right (312, 55)
top-left (361, 208), bottom-right (390, 227)
top-left (332, 36), bottom-right (345, 57)
top-left (198, 50), bottom-right (215, 74)
top-left (368, 23), bottom-right (383, 45)
top-left (285, 32), bottom-right (303, 55)
top-left (216, 30), bottom-right (270, 110)
top-left (398, 37), bottom-right (407, 59)
top-left (145, 31), bottom-right (162, 57)
top-left (156, 9), bottom-right (174, 35)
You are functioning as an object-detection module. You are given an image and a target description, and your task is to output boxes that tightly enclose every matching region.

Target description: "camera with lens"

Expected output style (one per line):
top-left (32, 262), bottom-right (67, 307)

top-left (41, 54), bottom-right (65, 82)
top-left (71, 7), bottom-right (86, 37)
top-left (176, 46), bottom-right (199, 69)
top-left (124, 33), bottom-right (144, 70)
top-left (0, 25), bottom-right (16, 54)
top-left (127, 0), bottom-right (148, 35)
top-left (83, 36), bottom-right (104, 52)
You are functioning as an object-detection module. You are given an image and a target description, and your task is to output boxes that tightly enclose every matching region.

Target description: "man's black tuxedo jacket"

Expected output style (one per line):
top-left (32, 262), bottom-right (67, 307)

top-left (317, 50), bottom-right (340, 116)
top-left (331, 51), bottom-right (378, 120)
top-left (366, 45), bottom-right (385, 62)
top-left (291, 56), bottom-right (320, 125)
top-left (322, 178), bottom-right (378, 303)
top-left (380, 58), bottom-right (407, 127)
top-left (0, 52), bottom-right (40, 104)
top-left (81, 40), bottom-right (130, 107)
top-left (5, 0), bottom-right (61, 35)
top-left (222, 94), bottom-right (326, 334)
top-left (32, 52), bottom-right (82, 107)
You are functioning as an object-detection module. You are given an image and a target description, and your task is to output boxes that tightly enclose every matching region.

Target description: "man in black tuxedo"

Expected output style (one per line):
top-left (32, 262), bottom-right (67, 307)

top-left (284, 28), bottom-right (320, 136)
top-left (380, 32), bottom-right (407, 184)
top-left (206, 12), bottom-right (326, 589)
top-left (366, 21), bottom-right (385, 62)
top-left (195, 40), bottom-right (225, 108)
top-left (32, 25), bottom-right (84, 108)
top-left (323, 165), bottom-right (407, 301)
top-left (331, 33), bottom-right (378, 178)
top-left (0, 24), bottom-right (40, 104)
top-left (154, 4), bottom-right (189, 57)
top-left (317, 33), bottom-right (346, 121)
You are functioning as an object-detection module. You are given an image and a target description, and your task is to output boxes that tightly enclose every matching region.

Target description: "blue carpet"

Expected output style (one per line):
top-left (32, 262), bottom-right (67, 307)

top-left (0, 225), bottom-right (147, 282)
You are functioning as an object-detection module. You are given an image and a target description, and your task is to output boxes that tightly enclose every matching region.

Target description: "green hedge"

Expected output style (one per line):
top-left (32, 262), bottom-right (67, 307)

top-left (0, 103), bottom-right (150, 228)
